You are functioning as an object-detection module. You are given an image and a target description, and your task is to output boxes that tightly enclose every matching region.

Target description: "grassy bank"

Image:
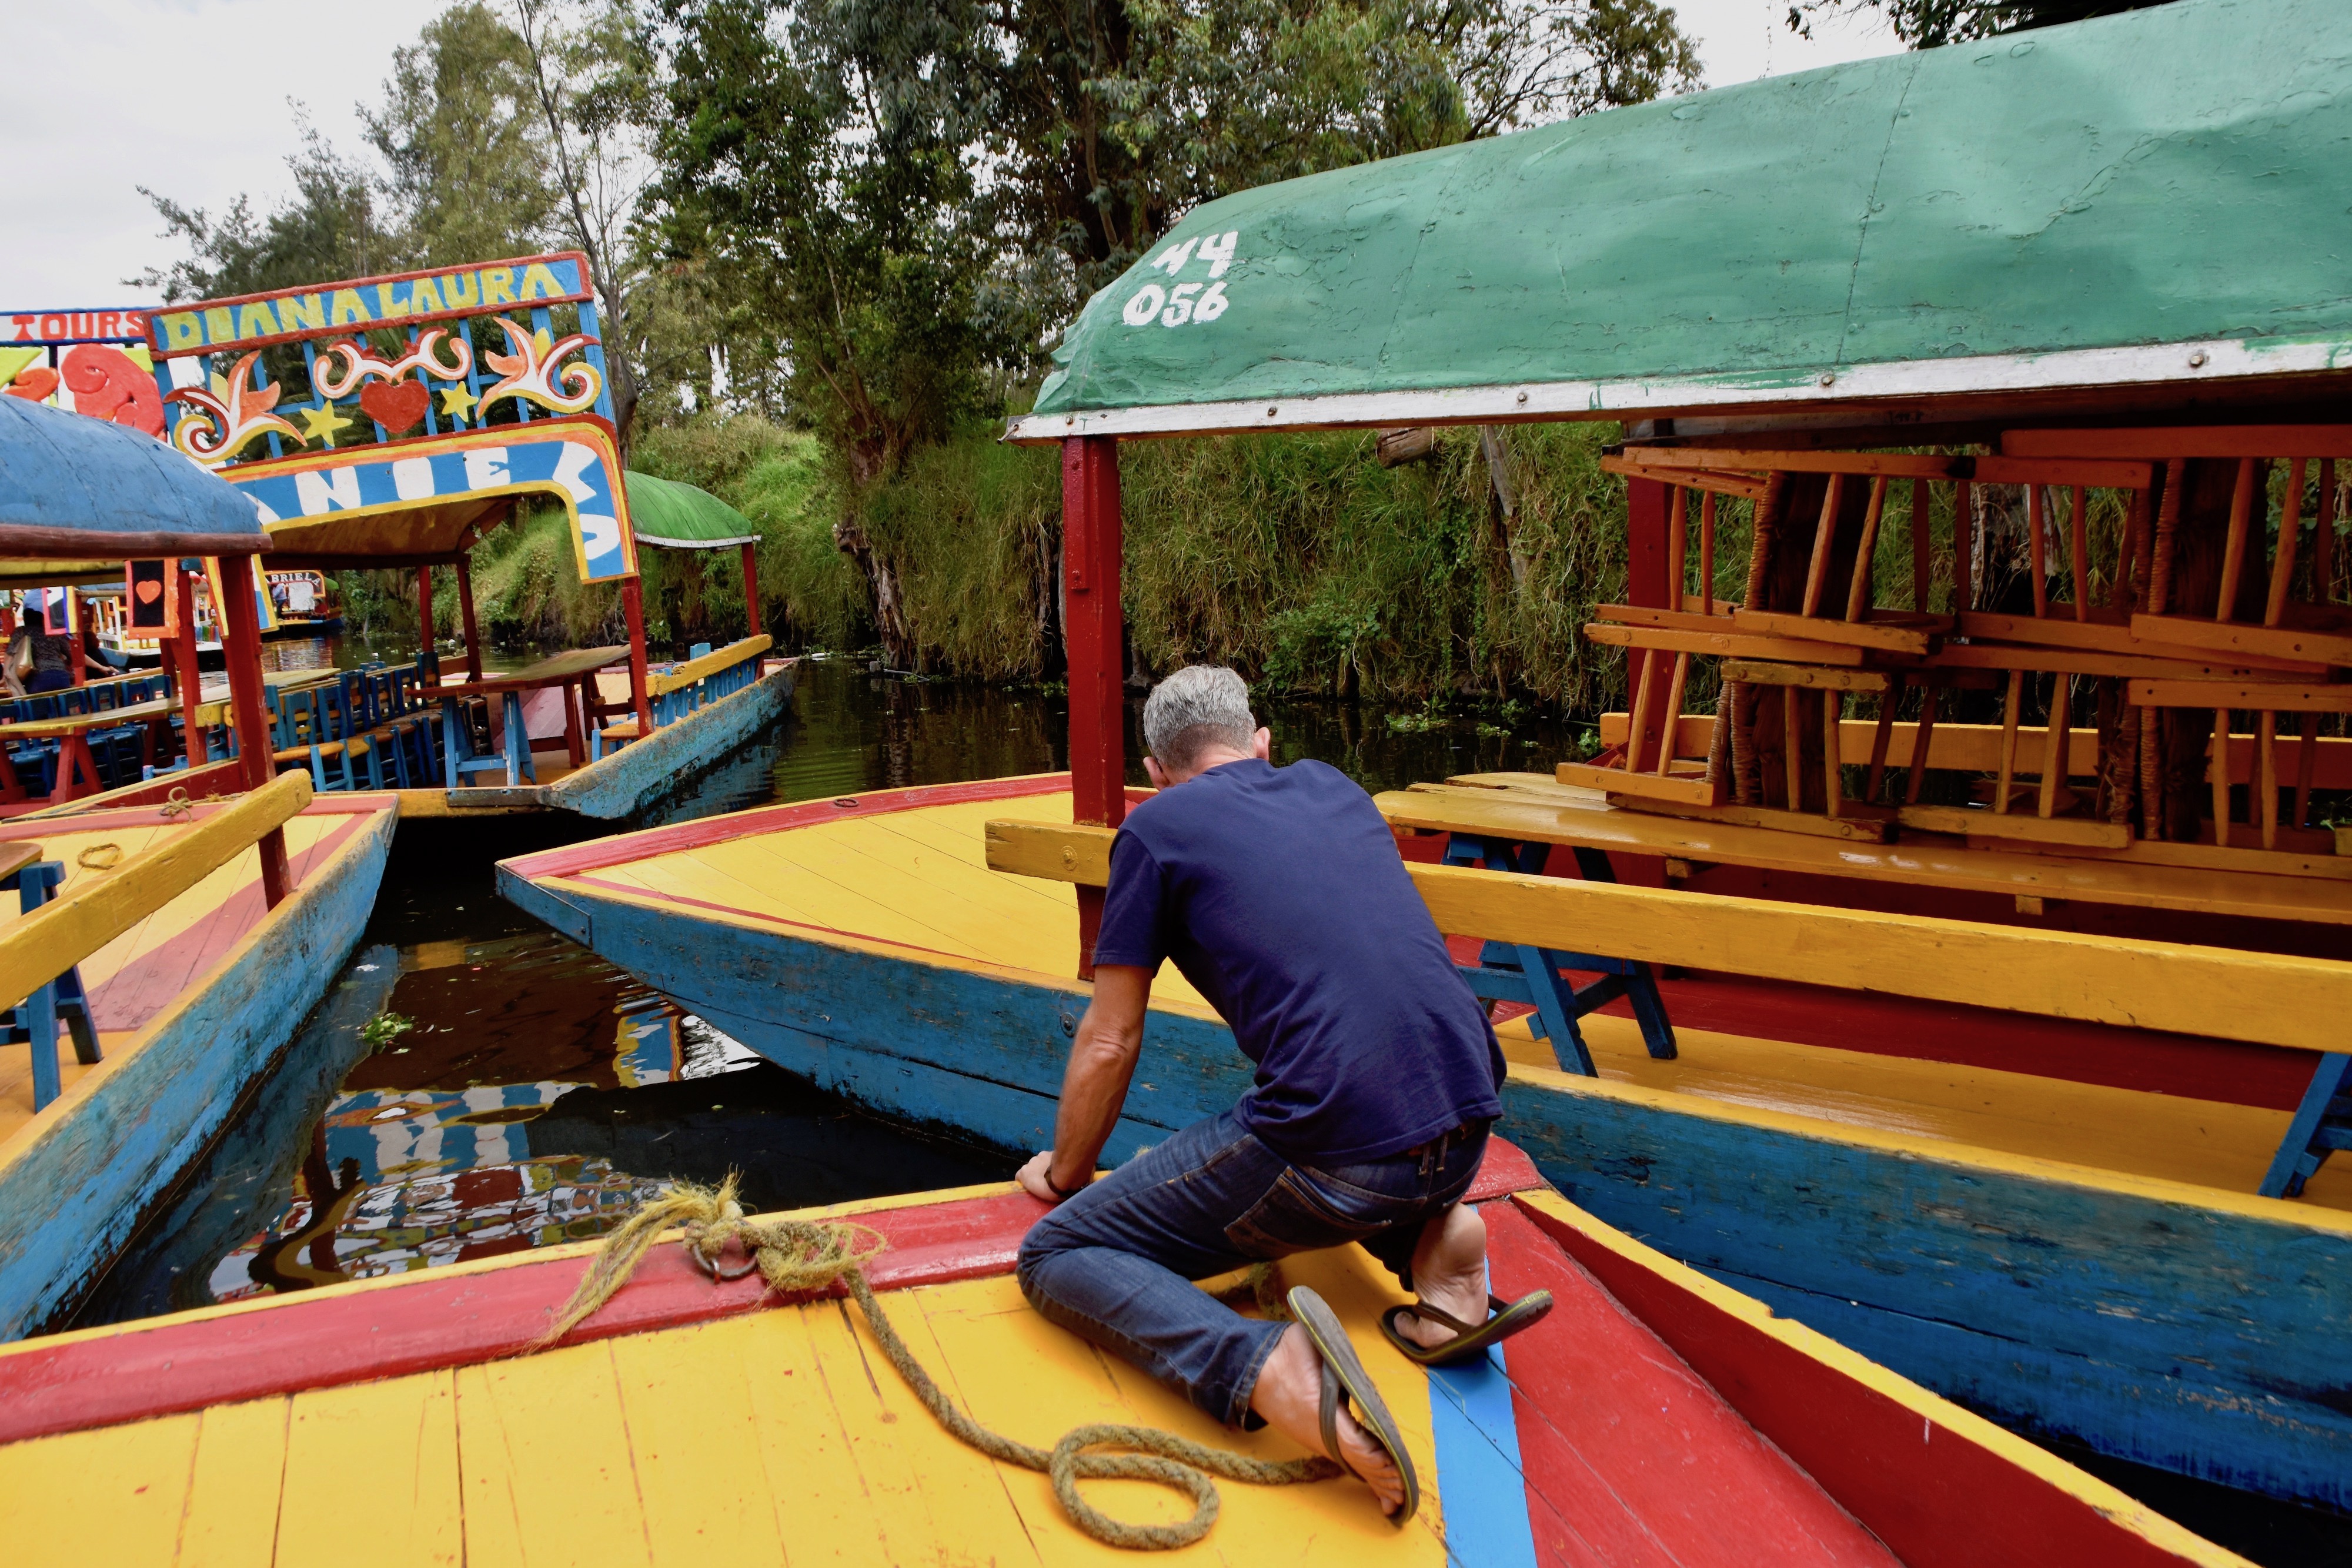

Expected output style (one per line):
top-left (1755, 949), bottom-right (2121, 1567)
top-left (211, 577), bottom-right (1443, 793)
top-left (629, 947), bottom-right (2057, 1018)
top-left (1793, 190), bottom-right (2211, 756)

top-left (833, 419), bottom-right (1639, 712)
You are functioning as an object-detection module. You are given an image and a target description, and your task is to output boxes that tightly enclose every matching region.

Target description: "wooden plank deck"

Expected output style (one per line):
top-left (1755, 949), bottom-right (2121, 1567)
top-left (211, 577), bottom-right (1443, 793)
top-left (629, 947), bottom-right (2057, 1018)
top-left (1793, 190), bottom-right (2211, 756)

top-left (0, 1170), bottom-right (2230, 1566)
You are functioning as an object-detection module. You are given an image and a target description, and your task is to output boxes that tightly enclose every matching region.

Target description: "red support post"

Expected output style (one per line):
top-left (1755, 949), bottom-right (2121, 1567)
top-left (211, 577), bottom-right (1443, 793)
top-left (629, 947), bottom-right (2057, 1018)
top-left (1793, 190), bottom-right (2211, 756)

top-left (622, 576), bottom-right (655, 732)
top-left (1062, 436), bottom-right (1126, 978)
top-left (740, 542), bottom-right (763, 638)
top-left (215, 556), bottom-right (289, 908)
top-left (456, 551), bottom-right (484, 682)
top-left (66, 590), bottom-right (85, 688)
top-left (176, 565), bottom-right (208, 765)
top-left (1624, 475), bottom-right (1675, 767)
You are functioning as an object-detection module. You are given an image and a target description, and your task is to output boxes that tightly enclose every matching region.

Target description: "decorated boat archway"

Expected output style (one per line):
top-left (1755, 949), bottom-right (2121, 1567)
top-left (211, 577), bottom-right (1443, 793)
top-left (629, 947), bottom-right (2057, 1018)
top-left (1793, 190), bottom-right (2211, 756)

top-left (135, 253), bottom-right (790, 818)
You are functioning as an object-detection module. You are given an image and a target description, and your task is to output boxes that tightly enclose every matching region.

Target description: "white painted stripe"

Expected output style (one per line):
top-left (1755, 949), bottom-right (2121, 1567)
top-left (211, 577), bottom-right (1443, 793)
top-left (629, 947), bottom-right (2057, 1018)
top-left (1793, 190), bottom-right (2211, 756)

top-left (1004, 332), bottom-right (2352, 444)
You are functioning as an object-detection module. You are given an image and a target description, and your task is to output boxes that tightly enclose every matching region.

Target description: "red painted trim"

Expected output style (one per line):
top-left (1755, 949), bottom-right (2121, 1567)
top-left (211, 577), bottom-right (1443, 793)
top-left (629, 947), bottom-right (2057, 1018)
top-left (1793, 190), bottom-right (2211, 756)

top-left (501, 774), bottom-right (1070, 881)
top-left (1469, 1135), bottom-right (1544, 1200)
top-left (85, 813), bottom-right (370, 1031)
top-left (0, 794), bottom-right (393, 842)
top-left (1482, 1200), bottom-right (1897, 1567)
top-left (1510, 1195), bottom-right (2200, 1568)
top-left (0, 1140), bottom-right (1545, 1446)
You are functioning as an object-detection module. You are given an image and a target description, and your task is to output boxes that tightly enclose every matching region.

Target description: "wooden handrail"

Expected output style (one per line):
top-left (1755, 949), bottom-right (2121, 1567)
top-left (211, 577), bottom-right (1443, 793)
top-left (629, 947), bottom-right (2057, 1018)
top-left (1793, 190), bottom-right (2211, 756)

top-left (647, 635), bottom-right (772, 697)
top-left (0, 770), bottom-right (312, 1011)
top-left (981, 818), bottom-right (2352, 1054)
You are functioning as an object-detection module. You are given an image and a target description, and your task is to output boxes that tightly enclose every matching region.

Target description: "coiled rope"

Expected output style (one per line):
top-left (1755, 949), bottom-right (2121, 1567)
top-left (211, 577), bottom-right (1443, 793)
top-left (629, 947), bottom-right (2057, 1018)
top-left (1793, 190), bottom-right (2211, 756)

top-left (536, 1178), bottom-right (1340, 1550)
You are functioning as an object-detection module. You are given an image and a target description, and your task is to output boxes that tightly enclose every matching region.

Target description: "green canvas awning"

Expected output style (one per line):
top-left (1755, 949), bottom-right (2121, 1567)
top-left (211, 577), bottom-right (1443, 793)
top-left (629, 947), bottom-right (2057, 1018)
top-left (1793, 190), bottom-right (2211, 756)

top-left (1012, 0), bottom-right (2352, 443)
top-left (623, 472), bottom-right (758, 550)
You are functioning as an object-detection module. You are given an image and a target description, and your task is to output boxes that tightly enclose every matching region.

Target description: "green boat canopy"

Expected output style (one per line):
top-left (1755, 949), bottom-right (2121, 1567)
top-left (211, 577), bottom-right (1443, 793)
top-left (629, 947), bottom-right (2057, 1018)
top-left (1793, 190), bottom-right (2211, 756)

top-left (622, 471), bottom-right (759, 550)
top-left (1012, 0), bottom-right (2352, 443)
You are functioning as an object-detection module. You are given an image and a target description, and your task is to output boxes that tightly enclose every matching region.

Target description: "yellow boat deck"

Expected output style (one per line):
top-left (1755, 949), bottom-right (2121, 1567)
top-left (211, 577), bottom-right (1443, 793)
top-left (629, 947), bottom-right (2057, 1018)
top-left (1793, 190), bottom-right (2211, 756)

top-left (0, 805), bottom-right (383, 1143)
top-left (0, 1245), bottom-right (1449, 1565)
top-left (525, 785), bottom-right (2348, 1211)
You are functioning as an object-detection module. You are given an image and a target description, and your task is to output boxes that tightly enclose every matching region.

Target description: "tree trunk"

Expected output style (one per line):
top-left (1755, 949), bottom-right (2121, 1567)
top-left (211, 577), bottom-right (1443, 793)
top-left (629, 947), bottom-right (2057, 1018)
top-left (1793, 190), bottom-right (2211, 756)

top-left (833, 514), bottom-right (914, 669)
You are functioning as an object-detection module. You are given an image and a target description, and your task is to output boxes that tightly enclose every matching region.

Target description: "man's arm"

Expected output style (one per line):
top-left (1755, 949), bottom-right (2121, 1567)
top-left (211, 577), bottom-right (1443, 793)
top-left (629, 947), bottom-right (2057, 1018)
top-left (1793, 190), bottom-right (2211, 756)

top-left (1017, 963), bottom-right (1154, 1203)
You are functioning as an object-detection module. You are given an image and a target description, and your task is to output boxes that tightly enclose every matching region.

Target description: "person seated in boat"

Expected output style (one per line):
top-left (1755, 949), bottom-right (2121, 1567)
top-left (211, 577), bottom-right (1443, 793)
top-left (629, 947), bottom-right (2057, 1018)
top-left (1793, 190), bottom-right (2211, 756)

top-left (5, 604), bottom-right (99, 697)
top-left (1016, 664), bottom-right (1551, 1525)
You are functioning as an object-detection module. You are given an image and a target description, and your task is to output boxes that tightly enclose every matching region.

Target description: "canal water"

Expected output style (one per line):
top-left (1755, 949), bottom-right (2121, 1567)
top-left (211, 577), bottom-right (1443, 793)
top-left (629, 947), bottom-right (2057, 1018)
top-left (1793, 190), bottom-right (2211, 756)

top-left (59, 647), bottom-right (2350, 1565)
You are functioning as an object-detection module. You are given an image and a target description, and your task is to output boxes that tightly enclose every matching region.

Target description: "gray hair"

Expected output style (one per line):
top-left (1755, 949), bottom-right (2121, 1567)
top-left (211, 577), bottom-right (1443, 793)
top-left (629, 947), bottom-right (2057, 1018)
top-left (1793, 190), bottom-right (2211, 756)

top-left (1142, 665), bottom-right (1255, 770)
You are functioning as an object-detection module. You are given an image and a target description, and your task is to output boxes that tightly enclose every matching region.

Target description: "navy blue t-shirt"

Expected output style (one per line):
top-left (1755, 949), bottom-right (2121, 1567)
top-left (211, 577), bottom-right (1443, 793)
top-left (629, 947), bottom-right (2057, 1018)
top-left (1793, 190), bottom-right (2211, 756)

top-left (1093, 757), bottom-right (1504, 1164)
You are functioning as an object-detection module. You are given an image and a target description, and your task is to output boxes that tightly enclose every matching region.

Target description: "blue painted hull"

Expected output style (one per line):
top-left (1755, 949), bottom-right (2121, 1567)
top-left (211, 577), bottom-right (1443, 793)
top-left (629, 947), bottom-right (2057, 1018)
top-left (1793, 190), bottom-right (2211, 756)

top-left (540, 666), bottom-right (795, 820)
top-left (500, 864), bottom-right (2352, 1510)
top-left (0, 810), bottom-right (394, 1339)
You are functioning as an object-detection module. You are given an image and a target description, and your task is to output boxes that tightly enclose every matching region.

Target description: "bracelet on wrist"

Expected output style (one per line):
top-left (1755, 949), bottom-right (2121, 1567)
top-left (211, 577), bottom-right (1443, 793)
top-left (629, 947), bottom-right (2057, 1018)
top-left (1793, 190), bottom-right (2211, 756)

top-left (1045, 1166), bottom-right (1087, 1199)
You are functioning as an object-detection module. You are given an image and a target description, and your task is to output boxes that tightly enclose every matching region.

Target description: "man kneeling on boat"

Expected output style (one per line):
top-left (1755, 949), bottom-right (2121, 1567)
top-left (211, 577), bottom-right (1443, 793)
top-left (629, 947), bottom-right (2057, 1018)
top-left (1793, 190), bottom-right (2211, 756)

top-left (1016, 664), bottom-right (1551, 1524)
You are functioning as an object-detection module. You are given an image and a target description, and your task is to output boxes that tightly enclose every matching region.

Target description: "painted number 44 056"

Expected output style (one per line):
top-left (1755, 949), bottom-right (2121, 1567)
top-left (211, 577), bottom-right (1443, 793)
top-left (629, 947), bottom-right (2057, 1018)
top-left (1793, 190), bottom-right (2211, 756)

top-left (1123, 231), bottom-right (1237, 328)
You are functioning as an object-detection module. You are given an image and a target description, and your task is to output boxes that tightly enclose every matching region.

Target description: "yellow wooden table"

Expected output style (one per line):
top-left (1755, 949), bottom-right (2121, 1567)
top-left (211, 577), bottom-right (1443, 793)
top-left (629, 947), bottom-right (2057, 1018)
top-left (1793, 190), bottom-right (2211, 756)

top-left (0, 697), bottom-right (228, 807)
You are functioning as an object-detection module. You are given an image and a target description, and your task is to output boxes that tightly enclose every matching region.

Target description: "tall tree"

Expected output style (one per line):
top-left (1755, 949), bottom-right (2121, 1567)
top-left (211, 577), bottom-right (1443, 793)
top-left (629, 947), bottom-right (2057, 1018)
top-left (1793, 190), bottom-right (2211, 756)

top-left (1785, 0), bottom-right (2168, 48)
top-left (133, 116), bottom-right (397, 300)
top-left (366, 3), bottom-right (559, 266)
top-left (971, 0), bottom-right (1702, 342)
top-left (509, 0), bottom-right (661, 449)
top-left (653, 0), bottom-right (1006, 484)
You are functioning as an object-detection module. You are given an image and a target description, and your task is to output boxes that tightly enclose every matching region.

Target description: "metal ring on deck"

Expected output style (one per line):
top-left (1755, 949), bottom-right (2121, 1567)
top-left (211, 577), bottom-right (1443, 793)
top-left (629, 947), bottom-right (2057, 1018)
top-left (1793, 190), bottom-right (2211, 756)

top-left (686, 1231), bottom-right (762, 1282)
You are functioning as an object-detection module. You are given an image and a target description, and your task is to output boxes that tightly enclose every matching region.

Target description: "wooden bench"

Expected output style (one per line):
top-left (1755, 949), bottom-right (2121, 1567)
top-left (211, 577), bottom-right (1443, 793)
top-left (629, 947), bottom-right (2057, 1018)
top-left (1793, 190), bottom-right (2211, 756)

top-left (984, 814), bottom-right (2352, 1198)
top-left (0, 771), bottom-right (312, 1111)
top-left (1375, 775), bottom-right (2352, 924)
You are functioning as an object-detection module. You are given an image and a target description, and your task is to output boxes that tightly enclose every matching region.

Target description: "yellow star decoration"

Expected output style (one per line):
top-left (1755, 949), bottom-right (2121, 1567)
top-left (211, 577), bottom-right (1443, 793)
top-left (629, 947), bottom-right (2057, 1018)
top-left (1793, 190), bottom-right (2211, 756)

top-left (296, 403), bottom-right (352, 446)
top-left (439, 383), bottom-right (479, 423)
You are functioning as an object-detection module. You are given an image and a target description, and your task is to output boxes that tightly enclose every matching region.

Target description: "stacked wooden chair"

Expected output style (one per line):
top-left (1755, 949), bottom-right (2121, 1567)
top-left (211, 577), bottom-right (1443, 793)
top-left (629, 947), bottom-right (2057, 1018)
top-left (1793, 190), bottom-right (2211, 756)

top-left (1569, 434), bottom-right (2347, 857)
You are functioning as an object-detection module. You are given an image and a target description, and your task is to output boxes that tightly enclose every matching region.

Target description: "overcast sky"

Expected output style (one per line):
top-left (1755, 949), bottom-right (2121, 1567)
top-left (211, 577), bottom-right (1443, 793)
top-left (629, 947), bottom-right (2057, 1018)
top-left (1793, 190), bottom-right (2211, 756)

top-left (0, 0), bottom-right (1896, 306)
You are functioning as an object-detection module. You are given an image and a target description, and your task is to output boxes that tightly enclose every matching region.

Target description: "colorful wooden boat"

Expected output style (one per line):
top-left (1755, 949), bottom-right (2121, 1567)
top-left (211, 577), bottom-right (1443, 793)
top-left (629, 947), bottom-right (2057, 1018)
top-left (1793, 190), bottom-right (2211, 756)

top-left (497, 774), bottom-right (2352, 1509)
top-left (0, 393), bottom-right (396, 1339)
top-left (0, 1144), bottom-right (2241, 1564)
top-left (124, 254), bottom-right (787, 823)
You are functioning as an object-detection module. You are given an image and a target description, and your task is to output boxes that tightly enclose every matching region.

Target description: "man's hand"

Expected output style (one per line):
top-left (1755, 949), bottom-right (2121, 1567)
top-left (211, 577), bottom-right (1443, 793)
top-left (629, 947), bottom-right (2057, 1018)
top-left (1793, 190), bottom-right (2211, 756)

top-left (1017, 1149), bottom-right (1074, 1203)
top-left (1025, 964), bottom-right (1152, 1206)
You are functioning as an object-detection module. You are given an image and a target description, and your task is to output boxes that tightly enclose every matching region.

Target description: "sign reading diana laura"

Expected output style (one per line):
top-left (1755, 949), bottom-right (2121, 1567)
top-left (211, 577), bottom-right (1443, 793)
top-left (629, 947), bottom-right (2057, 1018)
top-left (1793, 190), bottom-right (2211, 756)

top-left (148, 255), bottom-right (592, 357)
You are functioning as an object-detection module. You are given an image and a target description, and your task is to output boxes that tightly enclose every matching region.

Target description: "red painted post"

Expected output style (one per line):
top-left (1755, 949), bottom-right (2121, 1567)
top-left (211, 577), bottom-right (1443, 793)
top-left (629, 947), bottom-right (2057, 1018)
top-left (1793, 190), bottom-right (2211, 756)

top-left (740, 541), bottom-right (763, 638)
top-left (215, 556), bottom-right (289, 907)
top-left (456, 551), bottom-right (484, 682)
top-left (176, 565), bottom-right (208, 765)
top-left (1624, 475), bottom-right (1674, 766)
top-left (66, 591), bottom-right (86, 688)
top-left (622, 576), bottom-right (655, 732)
top-left (1062, 436), bottom-right (1126, 978)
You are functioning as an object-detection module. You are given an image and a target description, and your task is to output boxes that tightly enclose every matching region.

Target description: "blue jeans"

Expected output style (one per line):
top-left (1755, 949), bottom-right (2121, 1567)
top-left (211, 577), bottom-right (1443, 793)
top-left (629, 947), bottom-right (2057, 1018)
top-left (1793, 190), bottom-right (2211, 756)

top-left (1016, 1108), bottom-right (1489, 1428)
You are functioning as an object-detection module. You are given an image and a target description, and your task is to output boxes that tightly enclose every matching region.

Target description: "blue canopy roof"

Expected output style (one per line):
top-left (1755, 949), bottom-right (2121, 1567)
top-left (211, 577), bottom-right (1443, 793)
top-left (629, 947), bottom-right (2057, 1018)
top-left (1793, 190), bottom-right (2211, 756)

top-left (0, 394), bottom-right (268, 553)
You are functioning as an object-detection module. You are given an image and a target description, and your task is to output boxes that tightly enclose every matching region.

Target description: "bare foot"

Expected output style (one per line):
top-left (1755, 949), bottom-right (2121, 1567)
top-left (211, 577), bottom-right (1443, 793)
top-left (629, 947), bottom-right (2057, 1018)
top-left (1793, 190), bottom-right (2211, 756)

top-left (1394, 1203), bottom-right (1489, 1352)
top-left (1248, 1323), bottom-right (1405, 1515)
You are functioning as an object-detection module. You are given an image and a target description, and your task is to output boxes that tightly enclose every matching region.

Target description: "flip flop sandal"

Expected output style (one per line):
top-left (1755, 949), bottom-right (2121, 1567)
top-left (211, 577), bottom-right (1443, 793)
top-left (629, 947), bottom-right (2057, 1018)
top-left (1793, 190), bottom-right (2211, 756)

top-left (1379, 1289), bottom-right (1555, 1368)
top-left (1286, 1285), bottom-right (1421, 1526)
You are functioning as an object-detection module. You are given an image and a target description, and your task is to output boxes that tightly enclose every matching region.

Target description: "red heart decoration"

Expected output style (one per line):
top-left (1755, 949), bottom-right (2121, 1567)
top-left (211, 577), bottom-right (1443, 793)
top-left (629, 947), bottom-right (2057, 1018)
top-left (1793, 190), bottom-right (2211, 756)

top-left (134, 579), bottom-right (163, 604)
top-left (360, 379), bottom-right (431, 434)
